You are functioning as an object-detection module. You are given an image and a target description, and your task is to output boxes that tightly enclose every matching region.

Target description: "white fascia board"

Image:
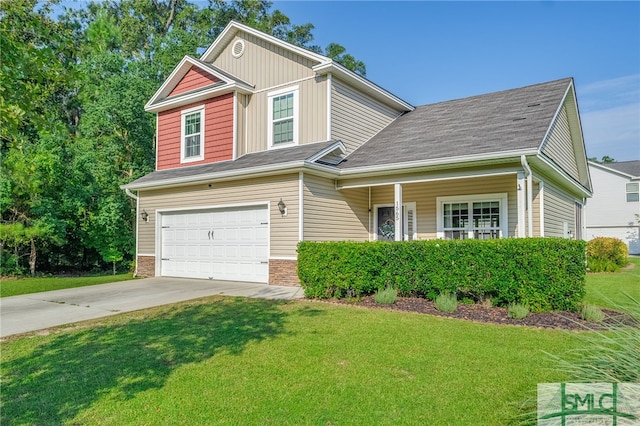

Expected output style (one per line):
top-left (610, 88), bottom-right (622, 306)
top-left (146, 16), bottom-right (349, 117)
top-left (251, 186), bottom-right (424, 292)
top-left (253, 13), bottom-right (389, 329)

top-left (536, 79), bottom-right (593, 194)
top-left (537, 81), bottom-right (572, 156)
top-left (200, 20), bottom-right (330, 65)
top-left (145, 56), bottom-right (254, 112)
top-left (337, 169), bottom-right (519, 190)
top-left (145, 82), bottom-right (254, 113)
top-left (122, 161), bottom-right (308, 191)
top-left (313, 62), bottom-right (414, 112)
top-left (338, 149), bottom-right (536, 178)
top-left (145, 55), bottom-right (194, 109)
top-left (565, 80), bottom-right (593, 192)
top-left (536, 153), bottom-right (592, 197)
top-left (305, 141), bottom-right (346, 163)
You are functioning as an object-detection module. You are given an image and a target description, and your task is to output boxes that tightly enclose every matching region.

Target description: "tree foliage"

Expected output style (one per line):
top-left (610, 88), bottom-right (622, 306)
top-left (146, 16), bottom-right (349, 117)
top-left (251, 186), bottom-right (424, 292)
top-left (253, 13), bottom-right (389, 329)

top-left (0, 0), bottom-right (366, 275)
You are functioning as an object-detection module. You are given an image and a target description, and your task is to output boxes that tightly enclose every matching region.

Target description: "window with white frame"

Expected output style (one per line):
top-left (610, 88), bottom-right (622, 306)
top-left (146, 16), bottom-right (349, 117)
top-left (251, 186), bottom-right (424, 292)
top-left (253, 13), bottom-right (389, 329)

top-left (626, 183), bottom-right (639, 202)
top-left (437, 193), bottom-right (508, 240)
top-left (181, 106), bottom-right (204, 162)
top-left (268, 86), bottom-right (298, 147)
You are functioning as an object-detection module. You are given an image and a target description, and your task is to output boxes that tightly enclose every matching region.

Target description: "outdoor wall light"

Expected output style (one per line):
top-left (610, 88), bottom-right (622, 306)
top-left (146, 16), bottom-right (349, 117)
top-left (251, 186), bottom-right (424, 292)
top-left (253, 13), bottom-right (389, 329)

top-left (277, 199), bottom-right (287, 216)
top-left (141, 210), bottom-right (149, 222)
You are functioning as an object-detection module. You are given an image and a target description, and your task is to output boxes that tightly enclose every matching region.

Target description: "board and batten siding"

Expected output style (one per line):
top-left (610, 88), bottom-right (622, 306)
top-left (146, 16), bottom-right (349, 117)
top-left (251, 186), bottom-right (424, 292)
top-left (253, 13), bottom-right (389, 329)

top-left (169, 67), bottom-right (221, 97)
top-left (369, 174), bottom-right (519, 239)
top-left (303, 174), bottom-right (369, 241)
top-left (541, 104), bottom-right (581, 183)
top-left (212, 34), bottom-right (317, 92)
top-left (157, 94), bottom-right (234, 170)
top-left (137, 174), bottom-right (300, 258)
top-left (241, 77), bottom-right (327, 155)
top-left (331, 79), bottom-right (402, 154)
top-left (542, 181), bottom-right (576, 238)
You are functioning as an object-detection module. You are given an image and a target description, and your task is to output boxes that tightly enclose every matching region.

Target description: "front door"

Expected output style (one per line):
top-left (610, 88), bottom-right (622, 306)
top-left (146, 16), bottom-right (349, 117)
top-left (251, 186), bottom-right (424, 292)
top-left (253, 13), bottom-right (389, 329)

top-left (375, 203), bottom-right (416, 241)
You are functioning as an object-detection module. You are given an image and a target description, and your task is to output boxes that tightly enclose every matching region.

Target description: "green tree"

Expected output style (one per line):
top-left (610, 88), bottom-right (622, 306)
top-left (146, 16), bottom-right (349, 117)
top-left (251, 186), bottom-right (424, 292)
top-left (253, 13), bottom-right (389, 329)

top-left (0, 0), bottom-right (76, 275)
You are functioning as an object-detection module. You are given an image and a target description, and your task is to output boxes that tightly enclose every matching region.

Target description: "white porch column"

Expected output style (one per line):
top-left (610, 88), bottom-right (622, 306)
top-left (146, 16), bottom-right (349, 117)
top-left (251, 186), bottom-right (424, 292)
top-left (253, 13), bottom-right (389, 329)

top-left (517, 171), bottom-right (526, 238)
top-left (394, 183), bottom-right (403, 242)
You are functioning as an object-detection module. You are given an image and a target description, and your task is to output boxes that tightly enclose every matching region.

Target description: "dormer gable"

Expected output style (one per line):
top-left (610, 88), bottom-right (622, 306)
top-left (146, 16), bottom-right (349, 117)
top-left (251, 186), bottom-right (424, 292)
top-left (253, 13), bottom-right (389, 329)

top-left (145, 56), bottom-right (254, 113)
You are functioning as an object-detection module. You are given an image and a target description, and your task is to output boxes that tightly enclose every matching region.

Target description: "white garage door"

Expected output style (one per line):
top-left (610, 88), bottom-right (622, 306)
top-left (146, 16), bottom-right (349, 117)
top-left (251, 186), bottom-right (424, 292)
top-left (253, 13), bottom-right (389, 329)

top-left (160, 205), bottom-right (269, 282)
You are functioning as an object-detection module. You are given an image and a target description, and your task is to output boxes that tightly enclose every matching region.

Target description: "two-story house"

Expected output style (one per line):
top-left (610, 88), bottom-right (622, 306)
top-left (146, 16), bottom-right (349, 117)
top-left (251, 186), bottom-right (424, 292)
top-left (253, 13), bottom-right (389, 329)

top-left (586, 161), bottom-right (640, 254)
top-left (123, 21), bottom-right (592, 286)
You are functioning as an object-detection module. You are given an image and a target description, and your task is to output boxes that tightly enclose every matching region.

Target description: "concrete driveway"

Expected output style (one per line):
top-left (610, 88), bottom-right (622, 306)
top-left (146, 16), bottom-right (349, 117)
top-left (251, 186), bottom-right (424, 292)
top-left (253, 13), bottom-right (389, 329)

top-left (0, 277), bottom-right (304, 338)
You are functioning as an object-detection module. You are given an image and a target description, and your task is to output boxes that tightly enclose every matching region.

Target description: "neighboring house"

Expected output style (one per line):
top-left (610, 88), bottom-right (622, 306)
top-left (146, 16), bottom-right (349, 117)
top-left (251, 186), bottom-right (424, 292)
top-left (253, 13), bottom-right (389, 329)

top-left (586, 161), bottom-right (640, 254)
top-left (122, 21), bottom-right (592, 286)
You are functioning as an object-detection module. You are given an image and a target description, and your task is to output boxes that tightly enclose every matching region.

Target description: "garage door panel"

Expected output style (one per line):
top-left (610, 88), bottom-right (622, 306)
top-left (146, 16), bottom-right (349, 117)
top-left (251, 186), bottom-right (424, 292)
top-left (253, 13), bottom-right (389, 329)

top-left (161, 206), bottom-right (269, 282)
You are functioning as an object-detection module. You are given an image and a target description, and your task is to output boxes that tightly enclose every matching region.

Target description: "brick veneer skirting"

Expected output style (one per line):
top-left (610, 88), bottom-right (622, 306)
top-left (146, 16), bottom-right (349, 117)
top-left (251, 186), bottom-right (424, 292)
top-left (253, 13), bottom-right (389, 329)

top-left (268, 259), bottom-right (300, 286)
top-left (136, 256), bottom-right (156, 278)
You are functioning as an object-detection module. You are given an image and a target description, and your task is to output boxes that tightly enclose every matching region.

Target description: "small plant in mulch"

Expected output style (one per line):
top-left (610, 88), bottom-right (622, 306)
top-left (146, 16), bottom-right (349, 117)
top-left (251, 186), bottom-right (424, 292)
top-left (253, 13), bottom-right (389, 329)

top-left (435, 292), bottom-right (457, 313)
top-left (374, 285), bottom-right (397, 305)
top-left (507, 303), bottom-right (529, 319)
top-left (580, 303), bottom-right (604, 323)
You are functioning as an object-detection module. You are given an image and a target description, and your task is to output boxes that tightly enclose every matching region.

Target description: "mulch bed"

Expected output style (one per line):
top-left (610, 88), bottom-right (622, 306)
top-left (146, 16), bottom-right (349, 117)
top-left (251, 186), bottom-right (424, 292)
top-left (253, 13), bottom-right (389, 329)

top-left (311, 296), bottom-right (634, 331)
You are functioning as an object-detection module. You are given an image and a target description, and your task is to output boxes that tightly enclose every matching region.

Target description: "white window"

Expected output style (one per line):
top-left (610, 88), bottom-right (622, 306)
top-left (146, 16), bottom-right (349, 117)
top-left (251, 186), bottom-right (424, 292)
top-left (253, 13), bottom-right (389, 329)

top-left (374, 202), bottom-right (417, 241)
top-left (626, 183), bottom-right (639, 202)
top-left (437, 193), bottom-right (508, 240)
top-left (268, 86), bottom-right (298, 148)
top-left (181, 106), bottom-right (204, 162)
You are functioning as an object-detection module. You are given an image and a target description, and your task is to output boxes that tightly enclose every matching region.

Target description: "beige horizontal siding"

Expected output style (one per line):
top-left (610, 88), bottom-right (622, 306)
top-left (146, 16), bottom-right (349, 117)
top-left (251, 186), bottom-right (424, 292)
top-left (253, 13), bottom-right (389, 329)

top-left (303, 174), bottom-right (369, 241)
top-left (543, 181), bottom-right (575, 238)
top-left (532, 181), bottom-right (541, 237)
top-left (138, 174), bottom-right (300, 257)
top-left (370, 174), bottom-right (518, 238)
top-left (541, 105), bottom-right (580, 182)
top-left (331, 79), bottom-right (401, 154)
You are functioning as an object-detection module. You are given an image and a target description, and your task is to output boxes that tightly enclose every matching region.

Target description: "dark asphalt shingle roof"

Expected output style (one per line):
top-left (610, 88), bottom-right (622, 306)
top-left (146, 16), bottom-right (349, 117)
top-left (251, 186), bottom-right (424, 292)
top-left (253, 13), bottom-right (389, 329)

top-left (125, 140), bottom-right (337, 188)
top-left (604, 160), bottom-right (640, 178)
top-left (340, 78), bottom-right (572, 169)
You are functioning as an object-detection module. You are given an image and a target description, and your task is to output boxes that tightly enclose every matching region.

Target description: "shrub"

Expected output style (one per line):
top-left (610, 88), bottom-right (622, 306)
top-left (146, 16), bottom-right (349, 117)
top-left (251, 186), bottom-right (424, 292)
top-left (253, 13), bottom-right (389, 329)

top-left (435, 293), bottom-right (457, 313)
top-left (297, 238), bottom-right (586, 312)
top-left (586, 237), bottom-right (628, 272)
top-left (374, 285), bottom-right (397, 304)
top-left (507, 303), bottom-right (529, 319)
top-left (580, 304), bottom-right (604, 323)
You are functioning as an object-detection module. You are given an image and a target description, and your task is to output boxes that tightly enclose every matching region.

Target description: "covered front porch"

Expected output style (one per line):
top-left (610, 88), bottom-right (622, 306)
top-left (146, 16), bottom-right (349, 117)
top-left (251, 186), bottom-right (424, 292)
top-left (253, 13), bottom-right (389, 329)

top-left (336, 170), bottom-right (539, 242)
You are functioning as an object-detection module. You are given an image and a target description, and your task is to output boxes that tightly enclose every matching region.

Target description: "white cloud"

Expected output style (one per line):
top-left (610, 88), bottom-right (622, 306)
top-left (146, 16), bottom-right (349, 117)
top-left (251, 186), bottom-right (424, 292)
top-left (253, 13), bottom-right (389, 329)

top-left (578, 75), bottom-right (640, 161)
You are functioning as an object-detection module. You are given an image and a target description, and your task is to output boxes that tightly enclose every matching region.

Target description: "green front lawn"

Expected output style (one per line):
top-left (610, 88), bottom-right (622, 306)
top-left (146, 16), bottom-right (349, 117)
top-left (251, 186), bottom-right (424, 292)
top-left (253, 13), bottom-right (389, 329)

top-left (0, 273), bottom-right (135, 297)
top-left (584, 256), bottom-right (640, 309)
top-left (1, 297), bottom-right (574, 425)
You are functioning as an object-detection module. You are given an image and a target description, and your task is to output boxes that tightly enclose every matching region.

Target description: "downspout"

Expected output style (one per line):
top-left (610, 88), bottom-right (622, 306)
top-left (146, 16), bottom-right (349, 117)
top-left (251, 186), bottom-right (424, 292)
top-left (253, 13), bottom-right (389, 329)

top-left (521, 155), bottom-right (534, 237)
top-left (125, 188), bottom-right (140, 276)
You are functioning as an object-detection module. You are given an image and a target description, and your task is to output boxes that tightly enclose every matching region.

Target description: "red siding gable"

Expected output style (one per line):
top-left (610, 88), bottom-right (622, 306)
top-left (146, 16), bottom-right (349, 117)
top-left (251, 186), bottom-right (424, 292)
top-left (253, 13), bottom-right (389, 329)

top-left (156, 93), bottom-right (234, 170)
top-left (169, 66), bottom-right (221, 97)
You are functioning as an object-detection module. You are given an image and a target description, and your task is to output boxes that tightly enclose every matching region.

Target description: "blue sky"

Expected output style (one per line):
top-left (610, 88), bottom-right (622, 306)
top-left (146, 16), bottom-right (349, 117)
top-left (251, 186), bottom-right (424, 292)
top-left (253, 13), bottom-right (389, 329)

top-left (271, 1), bottom-right (640, 162)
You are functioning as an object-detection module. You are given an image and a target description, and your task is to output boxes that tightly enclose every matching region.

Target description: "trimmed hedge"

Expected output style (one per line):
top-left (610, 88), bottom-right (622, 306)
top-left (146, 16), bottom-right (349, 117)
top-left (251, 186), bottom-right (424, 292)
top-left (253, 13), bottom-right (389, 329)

top-left (297, 238), bottom-right (586, 312)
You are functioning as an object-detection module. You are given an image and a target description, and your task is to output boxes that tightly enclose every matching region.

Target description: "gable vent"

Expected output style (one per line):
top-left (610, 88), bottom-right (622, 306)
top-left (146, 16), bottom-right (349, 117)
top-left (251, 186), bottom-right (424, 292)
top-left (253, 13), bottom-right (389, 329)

top-left (232, 40), bottom-right (245, 58)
